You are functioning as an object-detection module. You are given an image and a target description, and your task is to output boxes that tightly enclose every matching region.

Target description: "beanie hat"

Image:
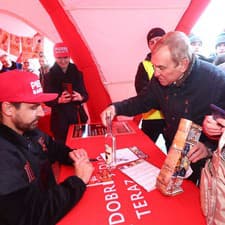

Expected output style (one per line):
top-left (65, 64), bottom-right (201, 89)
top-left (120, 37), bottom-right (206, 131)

top-left (189, 34), bottom-right (202, 45)
top-left (53, 42), bottom-right (70, 58)
top-left (215, 32), bottom-right (225, 48)
top-left (0, 70), bottom-right (58, 103)
top-left (147, 27), bottom-right (166, 42)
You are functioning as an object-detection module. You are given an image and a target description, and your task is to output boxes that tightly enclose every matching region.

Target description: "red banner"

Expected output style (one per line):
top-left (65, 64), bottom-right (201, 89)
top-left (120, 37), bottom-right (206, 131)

top-left (10, 33), bottom-right (21, 56)
top-left (32, 33), bottom-right (44, 58)
top-left (0, 29), bottom-right (9, 52)
top-left (21, 36), bottom-right (33, 59)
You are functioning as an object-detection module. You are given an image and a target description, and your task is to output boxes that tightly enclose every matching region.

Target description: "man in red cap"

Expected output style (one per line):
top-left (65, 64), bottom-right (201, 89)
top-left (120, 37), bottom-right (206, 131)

top-left (43, 42), bottom-right (89, 143)
top-left (0, 70), bottom-right (94, 225)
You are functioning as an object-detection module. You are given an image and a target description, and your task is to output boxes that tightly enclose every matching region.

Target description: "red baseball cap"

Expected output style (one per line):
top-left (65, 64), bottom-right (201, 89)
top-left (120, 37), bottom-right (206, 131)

top-left (0, 70), bottom-right (58, 103)
top-left (53, 42), bottom-right (70, 58)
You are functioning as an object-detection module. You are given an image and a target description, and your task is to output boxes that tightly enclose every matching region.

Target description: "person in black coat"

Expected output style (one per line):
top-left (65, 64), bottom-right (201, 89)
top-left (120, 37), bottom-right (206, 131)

top-left (44, 43), bottom-right (89, 143)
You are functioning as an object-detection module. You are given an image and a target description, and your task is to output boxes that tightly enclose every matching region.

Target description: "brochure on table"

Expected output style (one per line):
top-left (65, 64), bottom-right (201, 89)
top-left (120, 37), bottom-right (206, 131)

top-left (97, 146), bottom-right (160, 192)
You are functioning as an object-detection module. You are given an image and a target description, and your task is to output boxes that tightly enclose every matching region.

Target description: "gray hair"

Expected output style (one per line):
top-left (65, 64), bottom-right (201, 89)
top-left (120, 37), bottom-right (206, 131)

top-left (152, 31), bottom-right (193, 65)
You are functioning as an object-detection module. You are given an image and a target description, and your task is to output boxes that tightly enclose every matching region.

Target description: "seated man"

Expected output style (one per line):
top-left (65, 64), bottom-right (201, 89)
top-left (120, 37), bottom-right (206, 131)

top-left (0, 70), bottom-right (94, 225)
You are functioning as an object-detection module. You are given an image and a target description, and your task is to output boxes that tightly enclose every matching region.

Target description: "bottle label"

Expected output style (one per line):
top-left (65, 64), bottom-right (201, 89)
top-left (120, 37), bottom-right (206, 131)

top-left (105, 144), bottom-right (113, 164)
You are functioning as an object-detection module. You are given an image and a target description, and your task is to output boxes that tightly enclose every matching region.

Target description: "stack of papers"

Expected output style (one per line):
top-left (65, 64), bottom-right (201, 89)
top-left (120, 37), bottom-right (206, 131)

top-left (87, 167), bottom-right (114, 187)
top-left (98, 146), bottom-right (158, 192)
top-left (119, 159), bottom-right (160, 192)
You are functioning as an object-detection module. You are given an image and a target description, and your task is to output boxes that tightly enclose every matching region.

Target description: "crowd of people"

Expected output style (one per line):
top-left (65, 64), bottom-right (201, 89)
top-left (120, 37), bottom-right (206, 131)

top-left (189, 31), bottom-right (225, 66)
top-left (1, 29), bottom-right (225, 224)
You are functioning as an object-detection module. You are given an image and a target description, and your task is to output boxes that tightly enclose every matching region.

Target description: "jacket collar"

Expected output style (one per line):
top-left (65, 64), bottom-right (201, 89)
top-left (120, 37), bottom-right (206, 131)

top-left (0, 124), bottom-right (38, 149)
top-left (173, 54), bottom-right (196, 87)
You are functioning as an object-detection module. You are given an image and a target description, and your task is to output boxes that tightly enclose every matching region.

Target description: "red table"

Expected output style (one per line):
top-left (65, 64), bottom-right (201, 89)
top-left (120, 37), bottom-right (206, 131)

top-left (57, 121), bottom-right (206, 225)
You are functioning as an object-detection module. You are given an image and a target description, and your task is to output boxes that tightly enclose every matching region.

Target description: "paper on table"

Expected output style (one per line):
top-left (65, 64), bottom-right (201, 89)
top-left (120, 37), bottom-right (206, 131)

top-left (87, 168), bottom-right (114, 187)
top-left (119, 159), bottom-right (160, 192)
top-left (100, 147), bottom-right (139, 166)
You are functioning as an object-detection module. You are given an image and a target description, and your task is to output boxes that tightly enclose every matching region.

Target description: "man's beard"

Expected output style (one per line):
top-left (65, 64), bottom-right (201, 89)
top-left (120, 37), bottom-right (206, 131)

top-left (13, 117), bottom-right (39, 133)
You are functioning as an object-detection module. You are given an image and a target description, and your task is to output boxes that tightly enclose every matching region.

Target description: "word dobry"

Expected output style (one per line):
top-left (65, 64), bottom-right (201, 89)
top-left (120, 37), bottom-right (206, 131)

top-left (97, 159), bottom-right (151, 225)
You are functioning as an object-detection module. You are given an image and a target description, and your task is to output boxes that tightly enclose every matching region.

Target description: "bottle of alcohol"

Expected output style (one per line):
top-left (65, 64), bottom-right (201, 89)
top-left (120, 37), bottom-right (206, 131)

top-left (105, 111), bottom-right (116, 169)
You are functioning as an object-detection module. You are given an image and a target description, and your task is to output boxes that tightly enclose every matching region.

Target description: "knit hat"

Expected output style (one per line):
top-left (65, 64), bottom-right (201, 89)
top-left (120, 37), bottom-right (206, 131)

top-left (189, 34), bottom-right (202, 45)
top-left (215, 32), bottom-right (225, 48)
top-left (0, 70), bottom-right (58, 103)
top-left (53, 42), bottom-right (70, 58)
top-left (147, 27), bottom-right (166, 42)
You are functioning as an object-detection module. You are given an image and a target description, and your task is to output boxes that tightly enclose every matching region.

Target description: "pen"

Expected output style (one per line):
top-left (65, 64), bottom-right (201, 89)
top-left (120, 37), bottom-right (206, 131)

top-left (89, 158), bottom-right (98, 162)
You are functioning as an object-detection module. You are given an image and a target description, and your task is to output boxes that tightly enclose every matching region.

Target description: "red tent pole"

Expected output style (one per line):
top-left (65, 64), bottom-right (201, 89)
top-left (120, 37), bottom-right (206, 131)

top-left (175, 0), bottom-right (210, 34)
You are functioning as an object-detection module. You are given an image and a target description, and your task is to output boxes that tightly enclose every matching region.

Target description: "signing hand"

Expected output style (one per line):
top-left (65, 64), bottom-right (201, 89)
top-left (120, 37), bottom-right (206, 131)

top-left (69, 149), bottom-right (94, 184)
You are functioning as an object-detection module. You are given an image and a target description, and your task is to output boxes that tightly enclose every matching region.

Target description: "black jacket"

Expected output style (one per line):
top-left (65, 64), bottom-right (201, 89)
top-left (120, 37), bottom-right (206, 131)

top-left (0, 124), bottom-right (86, 225)
top-left (43, 62), bottom-right (88, 122)
top-left (43, 62), bottom-right (89, 142)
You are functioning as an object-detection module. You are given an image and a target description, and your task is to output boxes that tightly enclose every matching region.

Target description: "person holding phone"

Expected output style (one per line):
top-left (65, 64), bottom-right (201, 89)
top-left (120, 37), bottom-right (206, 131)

top-left (43, 43), bottom-right (89, 143)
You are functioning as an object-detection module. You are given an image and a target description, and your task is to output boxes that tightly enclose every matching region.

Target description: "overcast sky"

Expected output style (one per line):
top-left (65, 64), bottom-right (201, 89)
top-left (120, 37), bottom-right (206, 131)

top-left (192, 0), bottom-right (225, 56)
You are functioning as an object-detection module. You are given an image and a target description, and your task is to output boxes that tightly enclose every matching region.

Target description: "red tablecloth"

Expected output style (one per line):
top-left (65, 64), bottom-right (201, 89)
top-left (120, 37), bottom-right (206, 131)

top-left (57, 121), bottom-right (206, 225)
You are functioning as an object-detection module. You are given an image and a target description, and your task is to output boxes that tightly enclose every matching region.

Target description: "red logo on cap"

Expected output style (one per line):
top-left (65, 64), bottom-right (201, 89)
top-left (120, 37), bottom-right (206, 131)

top-left (30, 80), bottom-right (43, 95)
top-left (55, 46), bottom-right (68, 54)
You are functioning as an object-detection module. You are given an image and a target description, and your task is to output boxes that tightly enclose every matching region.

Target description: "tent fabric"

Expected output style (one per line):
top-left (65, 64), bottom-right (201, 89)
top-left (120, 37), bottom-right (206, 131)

top-left (40, 0), bottom-right (112, 123)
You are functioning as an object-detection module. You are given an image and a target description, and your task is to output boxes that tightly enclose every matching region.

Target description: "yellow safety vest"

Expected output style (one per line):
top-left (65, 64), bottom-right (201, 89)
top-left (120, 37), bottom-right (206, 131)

top-left (142, 60), bottom-right (164, 120)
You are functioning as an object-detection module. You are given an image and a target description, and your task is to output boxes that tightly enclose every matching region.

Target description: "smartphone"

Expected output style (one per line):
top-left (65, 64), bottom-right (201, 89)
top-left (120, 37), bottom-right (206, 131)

top-left (210, 104), bottom-right (225, 120)
top-left (62, 83), bottom-right (73, 95)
